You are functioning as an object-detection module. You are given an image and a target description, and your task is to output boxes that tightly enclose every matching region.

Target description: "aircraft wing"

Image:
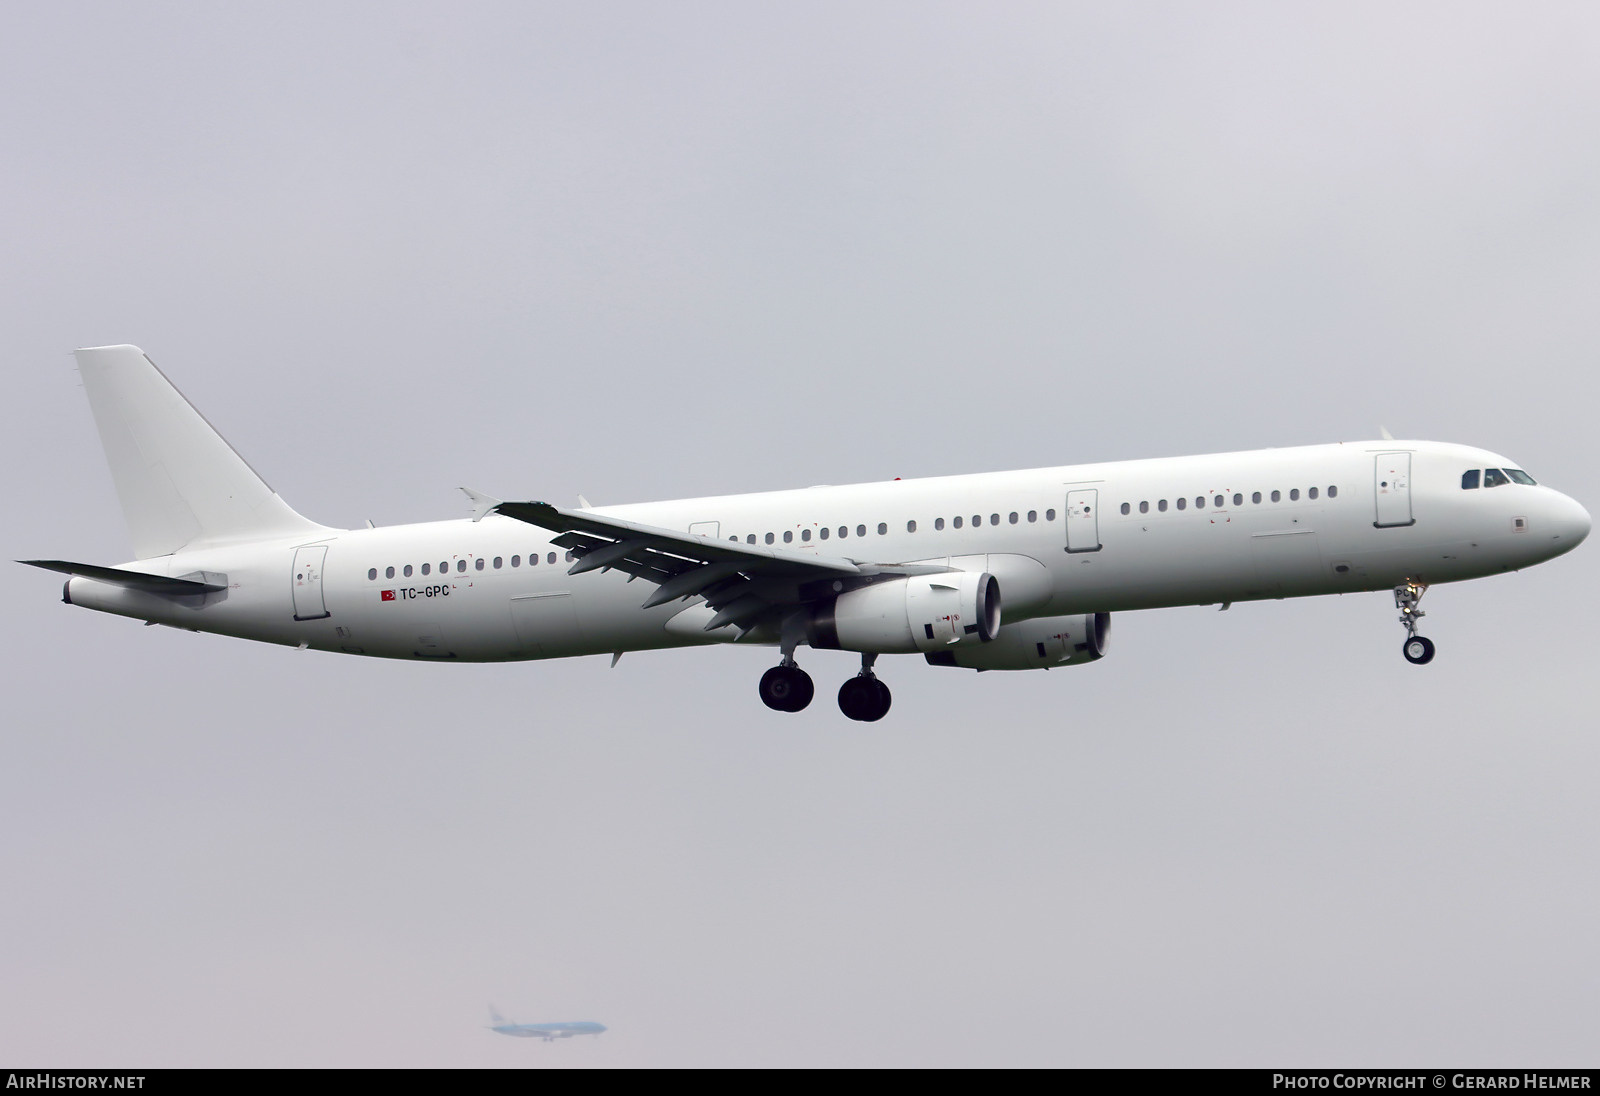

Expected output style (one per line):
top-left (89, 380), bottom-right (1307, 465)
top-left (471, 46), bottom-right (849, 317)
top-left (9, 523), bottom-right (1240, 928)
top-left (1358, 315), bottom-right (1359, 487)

top-left (483, 498), bottom-right (948, 635)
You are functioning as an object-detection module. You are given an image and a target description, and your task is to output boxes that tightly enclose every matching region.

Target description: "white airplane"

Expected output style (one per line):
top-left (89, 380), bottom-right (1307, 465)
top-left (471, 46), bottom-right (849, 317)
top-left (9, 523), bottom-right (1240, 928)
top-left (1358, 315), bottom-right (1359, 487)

top-left (23, 345), bottom-right (1590, 722)
top-left (487, 1005), bottom-right (606, 1042)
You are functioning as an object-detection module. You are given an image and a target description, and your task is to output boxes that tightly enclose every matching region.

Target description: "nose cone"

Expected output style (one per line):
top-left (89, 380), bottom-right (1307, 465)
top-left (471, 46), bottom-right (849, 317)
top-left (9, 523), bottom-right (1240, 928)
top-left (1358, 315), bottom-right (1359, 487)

top-left (1549, 492), bottom-right (1591, 555)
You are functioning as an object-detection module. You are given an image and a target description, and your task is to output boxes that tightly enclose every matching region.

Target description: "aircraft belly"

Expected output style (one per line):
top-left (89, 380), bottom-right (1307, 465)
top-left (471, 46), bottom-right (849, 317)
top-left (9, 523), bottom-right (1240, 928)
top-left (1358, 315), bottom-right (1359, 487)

top-left (1249, 530), bottom-right (1326, 597)
top-left (1080, 520), bottom-right (1268, 610)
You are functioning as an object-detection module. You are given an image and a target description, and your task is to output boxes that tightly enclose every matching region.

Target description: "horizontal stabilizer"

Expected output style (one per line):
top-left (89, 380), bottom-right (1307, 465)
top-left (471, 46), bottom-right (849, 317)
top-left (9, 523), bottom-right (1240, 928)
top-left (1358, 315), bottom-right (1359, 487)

top-left (18, 559), bottom-right (226, 593)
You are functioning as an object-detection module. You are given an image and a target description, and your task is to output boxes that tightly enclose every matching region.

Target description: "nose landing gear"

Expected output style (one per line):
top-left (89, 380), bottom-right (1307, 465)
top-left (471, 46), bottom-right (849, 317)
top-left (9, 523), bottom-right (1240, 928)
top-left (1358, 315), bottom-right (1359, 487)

top-left (1395, 581), bottom-right (1436, 664)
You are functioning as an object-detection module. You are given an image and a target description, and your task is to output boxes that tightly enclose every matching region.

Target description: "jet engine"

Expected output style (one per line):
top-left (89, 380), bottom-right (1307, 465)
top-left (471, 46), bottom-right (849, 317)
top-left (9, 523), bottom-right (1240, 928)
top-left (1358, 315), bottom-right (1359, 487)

top-left (808, 572), bottom-right (1001, 654)
top-left (923, 612), bottom-right (1110, 671)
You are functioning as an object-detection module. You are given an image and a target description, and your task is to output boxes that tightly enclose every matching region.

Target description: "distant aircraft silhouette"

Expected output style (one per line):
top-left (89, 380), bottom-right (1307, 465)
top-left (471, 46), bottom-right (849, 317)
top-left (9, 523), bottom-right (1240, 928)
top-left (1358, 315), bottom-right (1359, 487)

top-left (488, 1005), bottom-right (606, 1042)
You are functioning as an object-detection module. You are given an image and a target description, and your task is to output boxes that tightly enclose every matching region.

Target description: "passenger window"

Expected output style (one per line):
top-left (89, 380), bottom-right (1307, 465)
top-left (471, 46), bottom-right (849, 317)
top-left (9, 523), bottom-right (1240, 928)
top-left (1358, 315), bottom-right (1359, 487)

top-left (440, 561), bottom-right (448, 572)
top-left (1139, 501), bottom-right (1149, 514)
top-left (1308, 487), bottom-right (1318, 500)
top-left (819, 527), bottom-right (828, 540)
top-left (1232, 493), bottom-right (1242, 506)
top-left (1009, 512), bottom-right (1018, 524)
top-left (783, 531), bottom-right (793, 543)
top-left (854, 525), bottom-right (864, 538)
top-left (421, 563), bottom-right (430, 576)
top-left (458, 560), bottom-right (467, 572)
top-left (1027, 510), bottom-right (1037, 522)
top-left (404, 565), bottom-right (413, 577)
top-left (564, 551), bottom-right (575, 562)
top-left (876, 523), bottom-right (886, 535)
top-left (1485, 468), bottom-right (1509, 488)
top-left (1046, 509), bottom-right (1056, 521)
top-left (935, 517), bottom-right (945, 530)
top-left (1328, 485), bottom-right (1338, 498)
top-left (748, 534), bottom-right (756, 544)
top-left (530, 553), bottom-right (538, 565)
top-left (493, 557), bottom-right (502, 569)
top-left (991, 514), bottom-right (999, 525)
top-left (1214, 495), bottom-right (1224, 508)
top-left (385, 566), bottom-right (395, 579)
top-left (1196, 497), bottom-right (1205, 509)
top-left (1121, 503), bottom-right (1131, 515)
top-left (511, 556), bottom-right (520, 567)
top-left (801, 529), bottom-right (811, 542)
top-left (765, 533), bottom-right (774, 544)
top-left (368, 568), bottom-right (377, 581)
top-left (476, 558), bottom-right (485, 571)
top-left (1176, 497), bottom-right (1187, 511)
top-left (953, 516), bottom-right (962, 529)
top-left (549, 552), bottom-right (558, 564)
top-left (1289, 489), bottom-right (1300, 501)
top-left (972, 515), bottom-right (981, 527)
top-left (1251, 492), bottom-right (1261, 504)
top-left (907, 520), bottom-right (918, 533)
top-left (1158, 499), bottom-right (1168, 512)
top-left (1271, 490), bottom-right (1281, 502)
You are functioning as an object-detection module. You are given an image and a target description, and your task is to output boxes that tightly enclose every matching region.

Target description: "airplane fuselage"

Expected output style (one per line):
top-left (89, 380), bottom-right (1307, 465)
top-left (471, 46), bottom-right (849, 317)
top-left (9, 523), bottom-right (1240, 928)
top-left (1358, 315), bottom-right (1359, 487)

top-left (61, 439), bottom-right (1589, 665)
top-left (491, 1021), bottom-right (607, 1040)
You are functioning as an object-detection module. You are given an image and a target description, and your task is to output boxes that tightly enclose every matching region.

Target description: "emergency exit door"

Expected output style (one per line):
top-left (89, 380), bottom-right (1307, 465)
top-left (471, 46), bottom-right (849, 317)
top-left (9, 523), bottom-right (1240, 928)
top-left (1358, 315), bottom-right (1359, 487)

top-left (1065, 489), bottom-right (1102, 553)
top-left (1374, 453), bottom-right (1415, 528)
top-left (291, 545), bottom-right (330, 620)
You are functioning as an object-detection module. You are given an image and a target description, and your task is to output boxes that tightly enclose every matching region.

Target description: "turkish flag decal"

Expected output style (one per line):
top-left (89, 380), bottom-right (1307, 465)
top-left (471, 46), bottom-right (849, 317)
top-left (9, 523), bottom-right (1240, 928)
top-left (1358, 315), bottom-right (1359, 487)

top-left (381, 590), bottom-right (396, 601)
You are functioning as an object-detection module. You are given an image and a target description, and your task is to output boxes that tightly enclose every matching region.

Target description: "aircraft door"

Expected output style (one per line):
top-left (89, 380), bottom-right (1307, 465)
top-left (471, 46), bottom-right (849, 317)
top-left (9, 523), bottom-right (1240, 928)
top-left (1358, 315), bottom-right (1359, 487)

top-left (291, 545), bottom-right (331, 620)
top-left (1374, 453), bottom-right (1415, 528)
top-left (688, 521), bottom-right (720, 539)
top-left (1065, 489), bottom-right (1102, 553)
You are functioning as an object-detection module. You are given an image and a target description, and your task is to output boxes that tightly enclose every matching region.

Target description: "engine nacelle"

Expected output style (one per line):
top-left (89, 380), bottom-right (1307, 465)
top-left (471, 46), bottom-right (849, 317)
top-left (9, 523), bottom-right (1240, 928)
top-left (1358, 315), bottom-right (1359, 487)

top-left (924, 612), bottom-right (1110, 671)
top-left (809, 572), bottom-right (1001, 654)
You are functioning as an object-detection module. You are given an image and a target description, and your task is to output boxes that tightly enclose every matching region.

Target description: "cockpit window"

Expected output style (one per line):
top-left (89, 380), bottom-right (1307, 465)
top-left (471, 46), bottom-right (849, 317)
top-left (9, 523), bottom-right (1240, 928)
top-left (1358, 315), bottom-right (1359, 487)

top-left (1505, 469), bottom-right (1537, 485)
top-left (1461, 470), bottom-right (1480, 490)
top-left (1484, 468), bottom-right (1509, 488)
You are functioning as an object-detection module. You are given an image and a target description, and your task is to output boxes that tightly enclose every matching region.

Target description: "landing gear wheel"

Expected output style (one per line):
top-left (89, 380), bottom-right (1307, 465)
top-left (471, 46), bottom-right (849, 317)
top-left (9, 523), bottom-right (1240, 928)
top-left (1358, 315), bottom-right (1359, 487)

top-left (838, 677), bottom-right (874, 721)
top-left (868, 678), bottom-right (891, 721)
top-left (838, 675), bottom-right (892, 722)
top-left (759, 665), bottom-right (814, 712)
top-left (1403, 635), bottom-right (1436, 665)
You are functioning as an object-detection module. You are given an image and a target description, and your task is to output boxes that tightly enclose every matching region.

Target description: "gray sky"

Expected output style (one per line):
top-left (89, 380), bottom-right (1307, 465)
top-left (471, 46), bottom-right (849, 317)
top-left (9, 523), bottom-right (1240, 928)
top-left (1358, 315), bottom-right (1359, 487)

top-left (4, 2), bottom-right (1598, 1067)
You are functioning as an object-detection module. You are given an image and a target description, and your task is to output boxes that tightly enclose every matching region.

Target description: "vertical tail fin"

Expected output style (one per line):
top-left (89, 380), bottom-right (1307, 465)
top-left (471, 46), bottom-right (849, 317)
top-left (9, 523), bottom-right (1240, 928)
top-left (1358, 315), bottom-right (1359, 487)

top-left (74, 345), bottom-right (329, 559)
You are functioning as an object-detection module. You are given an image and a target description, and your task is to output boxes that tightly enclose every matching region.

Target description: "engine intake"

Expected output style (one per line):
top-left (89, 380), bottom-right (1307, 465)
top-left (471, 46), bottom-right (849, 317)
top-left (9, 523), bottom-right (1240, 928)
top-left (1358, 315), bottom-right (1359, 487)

top-left (809, 572), bottom-right (1001, 654)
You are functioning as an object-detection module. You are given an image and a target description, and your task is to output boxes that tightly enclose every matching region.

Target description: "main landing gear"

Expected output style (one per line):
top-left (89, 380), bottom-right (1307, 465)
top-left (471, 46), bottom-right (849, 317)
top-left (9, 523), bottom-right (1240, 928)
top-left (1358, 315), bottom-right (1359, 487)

top-left (837, 653), bottom-right (892, 723)
top-left (757, 652), bottom-right (893, 720)
top-left (758, 659), bottom-right (815, 712)
top-left (1395, 581), bottom-right (1436, 665)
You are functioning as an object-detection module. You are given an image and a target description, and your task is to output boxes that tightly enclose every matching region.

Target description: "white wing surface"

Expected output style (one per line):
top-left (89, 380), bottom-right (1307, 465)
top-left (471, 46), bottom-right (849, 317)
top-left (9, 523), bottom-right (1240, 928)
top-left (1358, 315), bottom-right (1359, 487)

top-left (490, 500), bottom-right (947, 635)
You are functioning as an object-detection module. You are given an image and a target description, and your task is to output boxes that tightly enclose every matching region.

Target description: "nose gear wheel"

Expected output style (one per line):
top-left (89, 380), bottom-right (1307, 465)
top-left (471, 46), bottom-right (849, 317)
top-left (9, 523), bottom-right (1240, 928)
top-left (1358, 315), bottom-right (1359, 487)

top-left (1394, 582), bottom-right (1435, 664)
top-left (1403, 635), bottom-right (1436, 664)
